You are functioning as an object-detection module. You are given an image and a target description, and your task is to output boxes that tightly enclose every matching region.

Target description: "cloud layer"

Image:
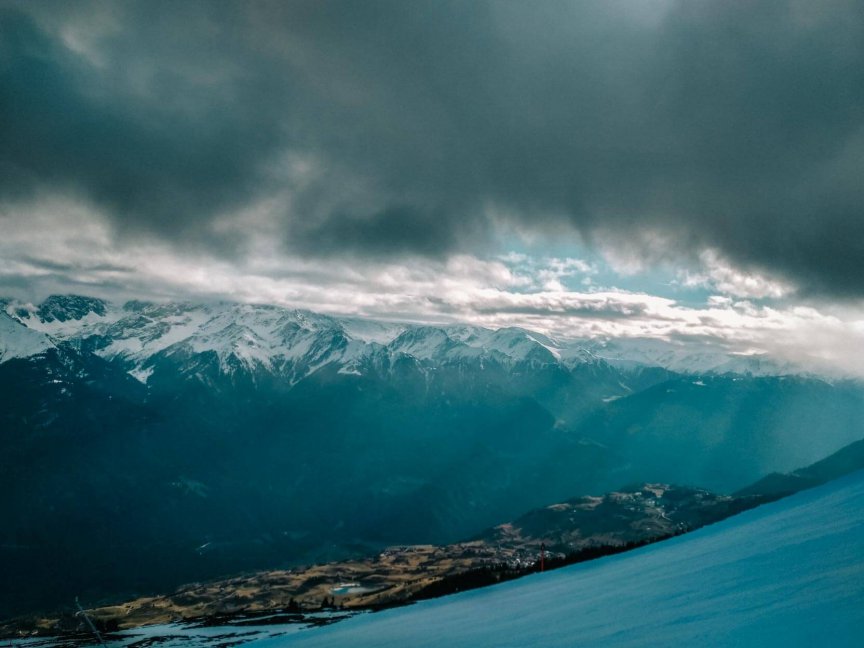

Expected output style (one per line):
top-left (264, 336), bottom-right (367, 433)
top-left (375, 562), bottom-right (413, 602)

top-left (3, 198), bottom-right (864, 378)
top-left (2, 1), bottom-right (864, 296)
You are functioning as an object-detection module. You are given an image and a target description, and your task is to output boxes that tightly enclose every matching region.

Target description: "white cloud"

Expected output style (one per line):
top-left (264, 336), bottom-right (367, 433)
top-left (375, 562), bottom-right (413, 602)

top-left (680, 249), bottom-right (794, 299)
top-left (3, 195), bottom-right (864, 377)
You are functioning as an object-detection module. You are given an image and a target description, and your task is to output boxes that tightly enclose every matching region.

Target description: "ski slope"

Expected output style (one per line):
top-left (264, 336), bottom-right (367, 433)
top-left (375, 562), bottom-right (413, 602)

top-left (269, 471), bottom-right (864, 647)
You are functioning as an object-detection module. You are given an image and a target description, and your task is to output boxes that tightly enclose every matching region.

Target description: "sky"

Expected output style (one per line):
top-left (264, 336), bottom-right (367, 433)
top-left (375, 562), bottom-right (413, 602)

top-left (2, 0), bottom-right (864, 375)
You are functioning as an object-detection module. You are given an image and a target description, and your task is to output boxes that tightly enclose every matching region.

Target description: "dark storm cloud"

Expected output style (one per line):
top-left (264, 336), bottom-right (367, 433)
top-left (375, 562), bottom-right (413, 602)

top-left (15, 254), bottom-right (132, 275)
top-left (0, 2), bottom-right (281, 256)
top-left (2, 0), bottom-right (864, 294)
top-left (291, 205), bottom-right (471, 257)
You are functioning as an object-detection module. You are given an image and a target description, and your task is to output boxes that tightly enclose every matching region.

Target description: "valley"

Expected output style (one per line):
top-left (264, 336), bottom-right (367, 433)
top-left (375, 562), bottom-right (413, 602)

top-left (2, 295), bottom-right (863, 624)
top-left (1, 482), bottom-right (766, 639)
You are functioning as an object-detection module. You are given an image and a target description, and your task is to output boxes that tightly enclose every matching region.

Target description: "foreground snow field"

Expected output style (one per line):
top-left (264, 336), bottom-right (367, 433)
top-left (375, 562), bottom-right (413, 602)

top-left (269, 471), bottom-right (864, 647)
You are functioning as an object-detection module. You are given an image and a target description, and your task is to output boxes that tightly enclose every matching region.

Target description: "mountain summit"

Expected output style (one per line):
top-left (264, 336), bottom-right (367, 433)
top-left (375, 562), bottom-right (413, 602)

top-left (2, 295), bottom-right (803, 379)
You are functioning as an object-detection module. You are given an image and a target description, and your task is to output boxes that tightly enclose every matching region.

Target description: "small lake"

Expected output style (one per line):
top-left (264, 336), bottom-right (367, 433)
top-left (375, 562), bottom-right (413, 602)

top-left (329, 583), bottom-right (378, 596)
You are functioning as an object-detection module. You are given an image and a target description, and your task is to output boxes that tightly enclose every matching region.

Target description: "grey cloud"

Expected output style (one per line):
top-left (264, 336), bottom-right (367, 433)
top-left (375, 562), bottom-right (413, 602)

top-left (289, 205), bottom-right (476, 257)
top-left (2, 1), bottom-right (864, 294)
top-left (16, 255), bottom-right (133, 274)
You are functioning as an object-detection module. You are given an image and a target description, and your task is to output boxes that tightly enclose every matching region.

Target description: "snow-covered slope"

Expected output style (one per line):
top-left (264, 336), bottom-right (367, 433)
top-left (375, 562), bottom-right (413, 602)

top-left (270, 471), bottom-right (864, 647)
top-left (0, 297), bottom-right (576, 381)
top-left (582, 336), bottom-right (801, 376)
top-left (0, 295), bottom-right (804, 378)
top-left (0, 311), bottom-right (54, 362)
top-left (583, 337), bottom-right (730, 372)
top-left (3, 298), bottom-right (364, 381)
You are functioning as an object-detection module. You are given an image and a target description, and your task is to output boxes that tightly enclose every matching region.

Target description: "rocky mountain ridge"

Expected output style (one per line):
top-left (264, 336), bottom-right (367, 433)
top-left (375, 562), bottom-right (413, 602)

top-left (2, 294), bottom-right (803, 380)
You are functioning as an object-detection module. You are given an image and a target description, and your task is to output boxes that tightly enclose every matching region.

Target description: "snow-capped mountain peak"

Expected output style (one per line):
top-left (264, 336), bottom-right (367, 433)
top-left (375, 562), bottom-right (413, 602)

top-left (0, 310), bottom-right (55, 362)
top-left (387, 327), bottom-right (458, 360)
top-left (36, 294), bottom-right (107, 323)
top-left (0, 295), bottom-right (807, 380)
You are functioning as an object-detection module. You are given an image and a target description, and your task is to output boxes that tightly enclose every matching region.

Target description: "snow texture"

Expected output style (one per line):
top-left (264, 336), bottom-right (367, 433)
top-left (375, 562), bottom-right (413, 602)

top-left (0, 312), bottom-right (54, 362)
top-left (580, 336), bottom-right (801, 376)
top-left (264, 471), bottom-right (864, 647)
top-left (1, 296), bottom-right (805, 377)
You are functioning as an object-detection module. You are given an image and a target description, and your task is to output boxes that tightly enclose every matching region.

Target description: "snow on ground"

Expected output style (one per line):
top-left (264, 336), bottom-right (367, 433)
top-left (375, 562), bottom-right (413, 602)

top-left (339, 317), bottom-right (406, 344)
top-left (127, 366), bottom-right (154, 384)
top-left (0, 313), bottom-right (54, 362)
top-left (581, 337), bottom-right (804, 376)
top-left (266, 471), bottom-right (864, 647)
top-left (1, 297), bottom-right (810, 376)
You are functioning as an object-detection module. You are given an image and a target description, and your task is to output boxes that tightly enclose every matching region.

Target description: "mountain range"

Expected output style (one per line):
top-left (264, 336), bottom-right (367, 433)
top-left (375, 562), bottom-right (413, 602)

top-left (2, 295), bottom-right (863, 618)
top-left (0, 295), bottom-right (805, 380)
